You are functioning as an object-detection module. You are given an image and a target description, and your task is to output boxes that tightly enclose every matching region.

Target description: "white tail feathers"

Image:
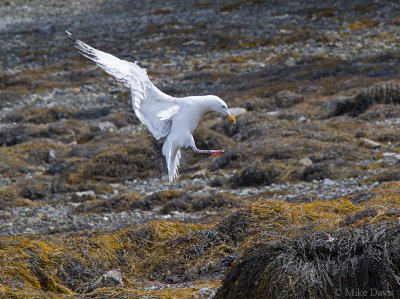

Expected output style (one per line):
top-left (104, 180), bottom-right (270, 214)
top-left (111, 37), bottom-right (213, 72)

top-left (162, 140), bottom-right (181, 182)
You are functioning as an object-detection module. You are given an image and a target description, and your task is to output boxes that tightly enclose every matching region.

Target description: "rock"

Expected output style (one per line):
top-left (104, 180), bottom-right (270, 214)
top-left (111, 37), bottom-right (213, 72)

top-left (271, 90), bottom-right (304, 109)
top-left (340, 208), bottom-right (378, 226)
top-left (266, 110), bottom-right (279, 116)
top-left (109, 88), bottom-right (123, 94)
top-left (211, 150), bottom-right (242, 170)
top-left (284, 57), bottom-right (296, 67)
top-left (47, 149), bottom-right (56, 161)
top-left (301, 163), bottom-right (332, 182)
top-left (351, 192), bottom-right (375, 204)
top-left (230, 164), bottom-right (280, 187)
top-left (359, 138), bottom-right (381, 149)
top-left (215, 224), bottom-right (400, 299)
top-left (300, 157), bottom-right (312, 166)
top-left (73, 107), bottom-right (112, 120)
top-left (74, 191), bottom-right (96, 201)
top-left (182, 40), bottom-right (205, 47)
top-left (86, 269), bottom-right (124, 293)
top-left (20, 180), bottom-right (49, 200)
top-left (95, 121), bottom-right (116, 132)
top-left (323, 178), bottom-right (335, 186)
top-left (298, 116), bottom-right (308, 122)
top-left (383, 152), bottom-right (400, 160)
top-left (229, 107), bottom-right (247, 117)
top-left (323, 96), bottom-right (356, 118)
top-left (352, 81), bottom-right (400, 116)
top-left (40, 24), bottom-right (56, 35)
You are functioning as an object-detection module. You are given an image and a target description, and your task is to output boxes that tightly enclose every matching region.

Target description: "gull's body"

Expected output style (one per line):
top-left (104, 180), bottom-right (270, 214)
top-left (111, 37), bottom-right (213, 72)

top-left (66, 31), bottom-right (236, 181)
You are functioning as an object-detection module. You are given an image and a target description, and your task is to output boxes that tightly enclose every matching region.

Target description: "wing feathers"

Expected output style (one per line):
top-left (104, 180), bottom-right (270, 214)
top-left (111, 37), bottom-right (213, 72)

top-left (157, 106), bottom-right (180, 121)
top-left (69, 32), bottom-right (176, 140)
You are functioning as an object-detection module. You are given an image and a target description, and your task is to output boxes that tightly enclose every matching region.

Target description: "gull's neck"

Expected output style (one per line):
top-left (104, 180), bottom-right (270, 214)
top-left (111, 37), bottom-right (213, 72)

top-left (185, 95), bottom-right (217, 114)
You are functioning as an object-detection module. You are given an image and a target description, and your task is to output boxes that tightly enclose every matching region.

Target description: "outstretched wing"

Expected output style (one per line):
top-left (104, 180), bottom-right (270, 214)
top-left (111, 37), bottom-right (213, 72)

top-left (68, 31), bottom-right (179, 140)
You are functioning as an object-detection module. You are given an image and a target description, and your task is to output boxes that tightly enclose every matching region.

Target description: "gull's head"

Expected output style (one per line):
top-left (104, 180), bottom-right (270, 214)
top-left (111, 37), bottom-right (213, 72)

top-left (206, 95), bottom-right (236, 124)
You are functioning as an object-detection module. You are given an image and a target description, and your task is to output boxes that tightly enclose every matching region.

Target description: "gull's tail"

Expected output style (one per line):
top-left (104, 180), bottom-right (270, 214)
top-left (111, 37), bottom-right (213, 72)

top-left (162, 140), bottom-right (181, 182)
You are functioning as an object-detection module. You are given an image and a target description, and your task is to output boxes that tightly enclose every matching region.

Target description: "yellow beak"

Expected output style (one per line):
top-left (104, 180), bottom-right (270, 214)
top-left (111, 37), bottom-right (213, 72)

top-left (227, 113), bottom-right (236, 124)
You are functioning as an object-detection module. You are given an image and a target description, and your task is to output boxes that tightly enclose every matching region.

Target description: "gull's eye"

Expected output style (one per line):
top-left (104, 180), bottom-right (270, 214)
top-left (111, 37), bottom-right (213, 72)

top-left (221, 105), bottom-right (225, 108)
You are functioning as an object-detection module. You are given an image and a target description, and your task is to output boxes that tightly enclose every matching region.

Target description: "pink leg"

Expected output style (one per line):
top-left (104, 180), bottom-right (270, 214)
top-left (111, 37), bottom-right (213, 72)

top-left (192, 147), bottom-right (225, 156)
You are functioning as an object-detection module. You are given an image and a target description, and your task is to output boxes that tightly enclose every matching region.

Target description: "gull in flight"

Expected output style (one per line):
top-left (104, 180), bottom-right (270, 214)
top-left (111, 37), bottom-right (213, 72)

top-left (66, 30), bottom-right (236, 182)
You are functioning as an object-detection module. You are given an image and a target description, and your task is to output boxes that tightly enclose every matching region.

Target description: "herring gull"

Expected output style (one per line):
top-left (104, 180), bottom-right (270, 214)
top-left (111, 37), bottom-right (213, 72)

top-left (66, 30), bottom-right (236, 182)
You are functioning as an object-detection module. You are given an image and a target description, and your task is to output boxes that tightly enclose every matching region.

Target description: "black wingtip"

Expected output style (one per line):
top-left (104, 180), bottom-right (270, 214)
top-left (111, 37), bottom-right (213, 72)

top-left (65, 29), bottom-right (76, 44)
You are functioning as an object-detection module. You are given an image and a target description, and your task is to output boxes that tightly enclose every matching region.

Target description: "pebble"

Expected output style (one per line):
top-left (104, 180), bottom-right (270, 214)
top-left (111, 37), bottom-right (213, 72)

top-left (47, 149), bottom-right (56, 161)
top-left (229, 107), bottom-right (247, 117)
top-left (75, 190), bottom-right (96, 198)
top-left (360, 138), bottom-right (381, 149)
top-left (284, 57), bottom-right (296, 67)
top-left (87, 269), bottom-right (124, 293)
top-left (96, 121), bottom-right (116, 132)
top-left (323, 178), bottom-right (335, 186)
top-left (300, 157), bottom-right (312, 166)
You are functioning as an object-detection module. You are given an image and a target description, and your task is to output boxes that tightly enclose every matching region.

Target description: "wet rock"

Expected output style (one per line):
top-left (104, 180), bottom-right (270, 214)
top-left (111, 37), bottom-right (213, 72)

top-left (74, 193), bottom-right (146, 213)
top-left (300, 157), bottom-right (312, 166)
top-left (323, 96), bottom-right (356, 118)
top-left (209, 176), bottom-right (225, 187)
top-left (73, 190), bottom-right (96, 202)
top-left (211, 149), bottom-right (242, 170)
top-left (351, 192), bottom-right (376, 204)
top-left (216, 223), bottom-right (400, 299)
top-left (86, 269), bottom-right (124, 293)
top-left (340, 208), bottom-right (378, 226)
top-left (369, 170), bottom-right (400, 183)
top-left (284, 57), bottom-right (296, 67)
top-left (359, 105), bottom-right (400, 121)
top-left (20, 180), bottom-right (50, 200)
top-left (230, 164), bottom-right (280, 187)
top-left (217, 210), bottom-right (255, 244)
top-left (73, 107), bottom-right (112, 120)
top-left (270, 90), bottom-right (304, 109)
top-left (46, 161), bottom-right (75, 175)
top-left (0, 186), bottom-right (30, 209)
top-left (359, 138), bottom-right (381, 149)
top-left (47, 149), bottom-right (56, 162)
top-left (301, 163), bottom-right (332, 182)
top-left (40, 24), bottom-right (56, 35)
top-left (323, 178), bottom-right (335, 186)
top-left (229, 107), bottom-right (247, 117)
top-left (352, 81), bottom-right (400, 116)
top-left (0, 125), bottom-right (30, 146)
top-left (26, 107), bottom-right (73, 124)
top-left (94, 121), bottom-right (116, 132)
top-left (59, 256), bottom-right (96, 293)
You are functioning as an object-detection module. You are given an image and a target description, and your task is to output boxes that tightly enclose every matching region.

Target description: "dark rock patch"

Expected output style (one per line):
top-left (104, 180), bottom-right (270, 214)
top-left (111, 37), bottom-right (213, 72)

top-left (340, 208), bottom-right (378, 226)
top-left (230, 164), bottom-right (281, 187)
top-left (352, 81), bottom-right (400, 116)
top-left (301, 162), bottom-right (332, 181)
top-left (215, 223), bottom-right (400, 299)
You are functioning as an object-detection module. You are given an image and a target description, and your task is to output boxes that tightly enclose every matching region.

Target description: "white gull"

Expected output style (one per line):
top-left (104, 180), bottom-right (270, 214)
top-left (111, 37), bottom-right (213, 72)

top-left (66, 30), bottom-right (236, 182)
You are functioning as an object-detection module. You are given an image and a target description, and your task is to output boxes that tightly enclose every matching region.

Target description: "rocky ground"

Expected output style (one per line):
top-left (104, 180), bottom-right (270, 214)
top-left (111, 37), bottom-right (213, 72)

top-left (0, 0), bottom-right (400, 297)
